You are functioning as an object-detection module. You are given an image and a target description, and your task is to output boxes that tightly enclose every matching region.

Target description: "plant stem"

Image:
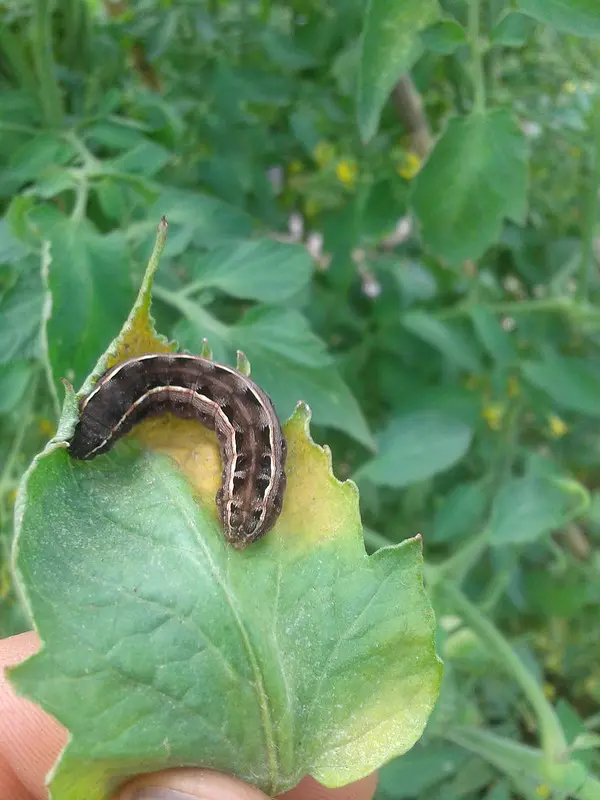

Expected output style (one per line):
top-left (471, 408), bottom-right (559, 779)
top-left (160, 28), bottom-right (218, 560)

top-left (440, 581), bottom-right (568, 760)
top-left (577, 99), bottom-right (600, 301)
top-left (468, 0), bottom-right (486, 113)
top-left (447, 726), bottom-right (600, 800)
top-left (33, 0), bottom-right (64, 129)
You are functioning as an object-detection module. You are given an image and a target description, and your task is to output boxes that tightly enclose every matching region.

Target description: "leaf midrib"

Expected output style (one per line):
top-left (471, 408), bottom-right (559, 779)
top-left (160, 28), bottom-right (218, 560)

top-left (156, 459), bottom-right (280, 790)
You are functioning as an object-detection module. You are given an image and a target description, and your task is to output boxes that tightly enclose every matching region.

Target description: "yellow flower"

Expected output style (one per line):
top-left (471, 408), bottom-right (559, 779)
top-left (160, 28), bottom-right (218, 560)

top-left (507, 375), bottom-right (520, 398)
top-left (548, 414), bottom-right (568, 438)
top-left (396, 151), bottom-right (421, 180)
top-left (312, 140), bottom-right (335, 167)
top-left (563, 80), bottom-right (576, 93)
top-left (38, 418), bottom-right (55, 436)
top-left (536, 786), bottom-right (551, 799)
top-left (335, 159), bottom-right (358, 186)
top-left (288, 159), bottom-right (304, 174)
top-left (481, 402), bottom-right (505, 431)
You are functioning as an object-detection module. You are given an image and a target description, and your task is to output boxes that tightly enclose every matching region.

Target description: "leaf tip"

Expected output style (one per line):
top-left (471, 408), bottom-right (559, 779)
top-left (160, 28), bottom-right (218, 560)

top-left (236, 350), bottom-right (251, 376)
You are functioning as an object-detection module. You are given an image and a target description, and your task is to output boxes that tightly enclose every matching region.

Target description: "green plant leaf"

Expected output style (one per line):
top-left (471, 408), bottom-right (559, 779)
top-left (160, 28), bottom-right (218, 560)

top-left (0, 360), bottom-right (34, 414)
top-left (521, 355), bottom-right (600, 416)
top-left (189, 239), bottom-right (314, 303)
top-left (147, 188), bottom-right (253, 255)
top-left (378, 743), bottom-right (469, 797)
top-left (421, 19), bottom-right (467, 54)
top-left (519, 0), bottom-right (600, 38)
top-left (233, 309), bottom-right (374, 449)
top-left (357, 0), bottom-right (439, 142)
top-left (402, 311), bottom-right (482, 372)
top-left (10, 235), bottom-right (440, 799)
top-left (41, 214), bottom-right (135, 400)
top-left (432, 480), bottom-right (487, 543)
top-left (469, 305), bottom-right (517, 364)
top-left (489, 476), bottom-right (589, 545)
top-left (355, 410), bottom-right (473, 487)
top-left (0, 256), bottom-right (44, 364)
top-left (411, 109), bottom-right (528, 264)
top-left (491, 11), bottom-right (537, 47)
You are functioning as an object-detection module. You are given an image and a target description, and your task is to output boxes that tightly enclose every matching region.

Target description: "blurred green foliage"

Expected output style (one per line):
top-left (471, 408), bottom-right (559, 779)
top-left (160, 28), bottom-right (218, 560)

top-left (2, 0), bottom-right (600, 797)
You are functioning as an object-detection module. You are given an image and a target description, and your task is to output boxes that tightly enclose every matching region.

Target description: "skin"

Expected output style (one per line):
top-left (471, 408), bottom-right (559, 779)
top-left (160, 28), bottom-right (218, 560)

top-left (0, 632), bottom-right (378, 800)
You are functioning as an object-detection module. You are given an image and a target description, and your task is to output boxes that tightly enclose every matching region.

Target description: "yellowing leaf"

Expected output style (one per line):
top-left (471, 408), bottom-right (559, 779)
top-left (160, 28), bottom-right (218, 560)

top-left (10, 220), bottom-right (441, 800)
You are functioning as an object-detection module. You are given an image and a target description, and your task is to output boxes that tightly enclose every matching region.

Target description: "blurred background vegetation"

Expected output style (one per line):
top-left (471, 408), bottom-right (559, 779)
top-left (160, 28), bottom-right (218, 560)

top-left (2, 0), bottom-right (600, 797)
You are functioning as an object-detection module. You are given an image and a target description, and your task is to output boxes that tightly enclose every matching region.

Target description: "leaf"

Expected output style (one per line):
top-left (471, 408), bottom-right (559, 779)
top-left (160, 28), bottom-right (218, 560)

top-left (356, 411), bottom-right (472, 487)
top-left (41, 214), bottom-right (135, 398)
top-left (378, 743), bottom-right (469, 797)
top-left (491, 12), bottom-right (537, 47)
top-left (521, 355), bottom-right (600, 416)
top-left (10, 240), bottom-right (441, 798)
top-left (469, 305), bottom-right (517, 364)
top-left (233, 309), bottom-right (374, 449)
top-left (402, 311), bottom-right (482, 372)
top-left (190, 239), bottom-right (314, 303)
top-left (0, 256), bottom-right (44, 364)
top-left (518, 0), bottom-right (600, 38)
top-left (357, 0), bottom-right (439, 142)
top-left (421, 19), bottom-right (467, 54)
top-left (411, 109), bottom-right (528, 264)
top-left (0, 360), bottom-right (34, 414)
top-left (432, 481), bottom-right (487, 543)
top-left (109, 140), bottom-right (172, 176)
top-left (148, 188), bottom-right (252, 255)
top-left (0, 134), bottom-right (75, 196)
top-left (489, 476), bottom-right (589, 545)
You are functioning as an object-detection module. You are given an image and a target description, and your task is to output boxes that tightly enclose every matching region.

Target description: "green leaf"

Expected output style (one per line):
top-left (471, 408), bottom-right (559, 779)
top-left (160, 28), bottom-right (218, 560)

top-left (0, 360), bottom-right (33, 414)
top-left (402, 311), bottom-right (482, 372)
top-left (378, 743), bottom-right (469, 797)
top-left (109, 140), bottom-right (172, 176)
top-left (0, 134), bottom-right (75, 196)
top-left (491, 11), bottom-right (537, 47)
top-left (518, 0), bottom-right (600, 38)
top-left (10, 252), bottom-right (440, 798)
top-left (411, 109), bottom-right (528, 264)
top-left (521, 355), bottom-right (600, 416)
top-left (489, 476), bottom-right (589, 545)
top-left (432, 481), bottom-right (487, 543)
top-left (42, 214), bottom-right (135, 397)
top-left (469, 305), bottom-right (517, 364)
top-left (421, 19), bottom-right (467, 54)
top-left (356, 410), bottom-right (472, 487)
top-left (0, 256), bottom-right (43, 364)
top-left (190, 239), bottom-right (314, 303)
top-left (148, 188), bottom-right (252, 255)
top-left (357, 0), bottom-right (439, 142)
top-left (234, 309), bottom-right (375, 449)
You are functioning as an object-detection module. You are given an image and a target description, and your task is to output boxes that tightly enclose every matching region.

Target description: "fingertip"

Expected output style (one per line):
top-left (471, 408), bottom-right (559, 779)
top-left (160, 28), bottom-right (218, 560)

top-left (116, 769), bottom-right (271, 800)
top-left (279, 774), bottom-right (378, 800)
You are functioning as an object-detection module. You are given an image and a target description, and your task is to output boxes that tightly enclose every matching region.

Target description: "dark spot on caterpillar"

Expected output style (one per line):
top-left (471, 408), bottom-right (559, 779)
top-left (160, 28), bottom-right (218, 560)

top-left (255, 474), bottom-right (271, 494)
top-left (251, 508), bottom-right (263, 522)
top-left (232, 474), bottom-right (245, 493)
top-left (260, 453), bottom-right (271, 470)
top-left (258, 425), bottom-right (271, 448)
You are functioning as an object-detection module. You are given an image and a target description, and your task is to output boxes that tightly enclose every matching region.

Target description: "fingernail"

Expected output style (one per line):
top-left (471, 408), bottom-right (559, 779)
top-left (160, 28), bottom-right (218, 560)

top-left (132, 790), bottom-right (199, 800)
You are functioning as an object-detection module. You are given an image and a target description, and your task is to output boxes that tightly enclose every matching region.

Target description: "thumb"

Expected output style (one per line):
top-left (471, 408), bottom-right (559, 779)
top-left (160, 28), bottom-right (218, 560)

top-left (115, 769), bottom-right (270, 800)
top-left (115, 769), bottom-right (378, 800)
